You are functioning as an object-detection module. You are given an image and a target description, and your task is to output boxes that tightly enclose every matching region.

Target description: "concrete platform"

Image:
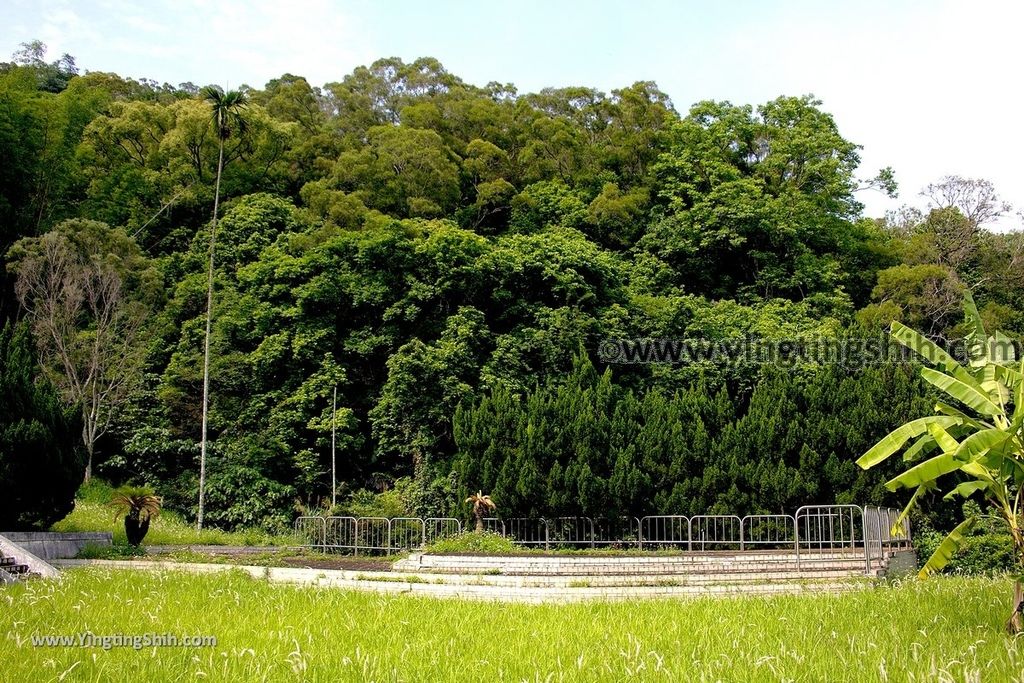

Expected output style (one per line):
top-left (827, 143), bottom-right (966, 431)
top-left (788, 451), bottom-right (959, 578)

top-left (51, 557), bottom-right (879, 603)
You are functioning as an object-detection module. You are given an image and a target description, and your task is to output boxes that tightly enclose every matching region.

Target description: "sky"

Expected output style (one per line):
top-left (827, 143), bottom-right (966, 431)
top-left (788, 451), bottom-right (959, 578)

top-left (3, 0), bottom-right (1022, 226)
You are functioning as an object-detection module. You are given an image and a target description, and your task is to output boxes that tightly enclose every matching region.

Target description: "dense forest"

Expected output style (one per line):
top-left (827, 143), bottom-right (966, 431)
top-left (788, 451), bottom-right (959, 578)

top-left (2, 41), bottom-right (1022, 531)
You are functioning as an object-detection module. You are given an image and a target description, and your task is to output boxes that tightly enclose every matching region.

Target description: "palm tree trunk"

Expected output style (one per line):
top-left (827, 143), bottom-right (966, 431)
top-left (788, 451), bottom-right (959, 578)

top-left (197, 139), bottom-right (224, 531)
top-left (475, 514), bottom-right (483, 533)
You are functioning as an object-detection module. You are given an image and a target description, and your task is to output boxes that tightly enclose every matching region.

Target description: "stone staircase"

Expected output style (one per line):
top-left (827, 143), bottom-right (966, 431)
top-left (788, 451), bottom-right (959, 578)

top-left (54, 547), bottom-right (914, 602)
top-left (0, 534), bottom-right (58, 584)
top-left (384, 548), bottom-right (912, 600)
top-left (0, 553), bottom-right (36, 582)
top-left (401, 549), bottom-right (883, 574)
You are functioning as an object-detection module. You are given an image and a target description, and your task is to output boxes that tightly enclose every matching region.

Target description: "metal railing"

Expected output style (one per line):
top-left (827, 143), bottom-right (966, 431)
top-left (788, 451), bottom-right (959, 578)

top-left (742, 514), bottom-right (797, 549)
top-left (424, 518), bottom-right (462, 545)
top-left (691, 515), bottom-right (743, 550)
top-left (638, 516), bottom-right (689, 550)
top-left (863, 505), bottom-right (913, 568)
top-left (292, 505), bottom-right (912, 571)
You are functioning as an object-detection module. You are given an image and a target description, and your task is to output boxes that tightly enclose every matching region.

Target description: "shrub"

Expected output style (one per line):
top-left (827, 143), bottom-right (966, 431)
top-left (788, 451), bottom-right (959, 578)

top-left (200, 464), bottom-right (294, 533)
top-left (912, 501), bottom-right (1017, 576)
top-left (331, 477), bottom-right (416, 518)
top-left (76, 542), bottom-right (146, 559)
top-left (914, 529), bottom-right (1017, 575)
top-left (425, 531), bottom-right (518, 554)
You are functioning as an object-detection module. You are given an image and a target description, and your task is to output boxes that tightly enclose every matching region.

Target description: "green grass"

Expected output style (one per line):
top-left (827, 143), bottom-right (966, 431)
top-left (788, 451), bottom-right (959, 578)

top-left (51, 481), bottom-right (299, 547)
top-left (3, 569), bottom-right (1024, 681)
top-left (423, 530), bottom-right (518, 554)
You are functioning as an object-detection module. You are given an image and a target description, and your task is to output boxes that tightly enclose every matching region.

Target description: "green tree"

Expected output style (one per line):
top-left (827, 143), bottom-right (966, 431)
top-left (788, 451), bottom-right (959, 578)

top-left (0, 322), bottom-right (83, 529)
top-left (331, 125), bottom-right (461, 217)
top-left (7, 219), bottom-right (158, 480)
top-left (643, 96), bottom-right (863, 301)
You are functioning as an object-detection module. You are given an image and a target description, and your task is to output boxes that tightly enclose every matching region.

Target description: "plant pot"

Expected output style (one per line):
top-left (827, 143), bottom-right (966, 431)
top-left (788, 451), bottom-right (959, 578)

top-left (124, 515), bottom-right (150, 547)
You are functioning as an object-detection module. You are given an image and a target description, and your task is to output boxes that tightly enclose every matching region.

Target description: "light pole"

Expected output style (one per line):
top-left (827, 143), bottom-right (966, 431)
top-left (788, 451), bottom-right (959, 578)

top-left (331, 385), bottom-right (337, 509)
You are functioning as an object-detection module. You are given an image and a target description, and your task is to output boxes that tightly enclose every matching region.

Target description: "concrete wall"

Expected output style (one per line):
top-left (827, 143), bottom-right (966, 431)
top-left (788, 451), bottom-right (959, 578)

top-left (884, 549), bottom-right (918, 579)
top-left (0, 535), bottom-right (59, 577)
top-left (0, 531), bottom-right (112, 560)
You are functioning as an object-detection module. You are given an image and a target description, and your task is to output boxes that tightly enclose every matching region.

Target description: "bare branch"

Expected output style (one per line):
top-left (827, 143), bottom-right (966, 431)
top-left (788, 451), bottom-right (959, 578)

top-left (10, 224), bottom-right (151, 480)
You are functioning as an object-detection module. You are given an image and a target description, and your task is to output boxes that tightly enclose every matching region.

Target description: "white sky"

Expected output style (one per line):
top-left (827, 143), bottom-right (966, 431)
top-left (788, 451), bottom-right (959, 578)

top-left (3, 0), bottom-right (1022, 227)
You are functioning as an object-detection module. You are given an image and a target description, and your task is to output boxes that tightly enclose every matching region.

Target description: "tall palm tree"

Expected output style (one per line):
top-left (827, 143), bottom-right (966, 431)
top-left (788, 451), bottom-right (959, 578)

top-left (197, 86), bottom-right (247, 530)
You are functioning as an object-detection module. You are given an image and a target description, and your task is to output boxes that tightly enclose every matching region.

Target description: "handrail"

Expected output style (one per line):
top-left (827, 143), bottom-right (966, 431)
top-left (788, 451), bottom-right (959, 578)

top-left (293, 507), bottom-right (912, 571)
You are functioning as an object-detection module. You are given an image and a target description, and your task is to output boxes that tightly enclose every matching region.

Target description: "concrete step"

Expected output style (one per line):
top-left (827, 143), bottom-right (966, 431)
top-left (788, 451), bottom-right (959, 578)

top-left (410, 564), bottom-right (880, 577)
top-left (365, 569), bottom-right (876, 588)
top-left (308, 573), bottom-right (870, 602)
top-left (53, 559), bottom-right (874, 603)
top-left (409, 550), bottom-right (878, 563)
top-left (399, 554), bottom-right (886, 577)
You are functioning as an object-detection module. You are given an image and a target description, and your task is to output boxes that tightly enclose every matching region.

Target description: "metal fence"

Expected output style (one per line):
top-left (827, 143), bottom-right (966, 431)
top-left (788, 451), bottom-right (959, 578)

top-left (863, 505), bottom-right (913, 568)
top-left (293, 505), bottom-right (912, 568)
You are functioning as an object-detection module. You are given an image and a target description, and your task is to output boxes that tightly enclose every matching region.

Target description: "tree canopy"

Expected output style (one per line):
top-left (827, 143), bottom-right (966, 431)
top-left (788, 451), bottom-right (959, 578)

top-left (1, 44), bottom-right (1021, 531)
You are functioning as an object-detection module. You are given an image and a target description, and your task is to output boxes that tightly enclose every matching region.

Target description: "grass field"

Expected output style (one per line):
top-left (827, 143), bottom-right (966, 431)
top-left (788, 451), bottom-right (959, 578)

top-left (2, 568), bottom-right (1022, 682)
top-left (50, 499), bottom-right (299, 546)
top-left (50, 481), bottom-right (298, 547)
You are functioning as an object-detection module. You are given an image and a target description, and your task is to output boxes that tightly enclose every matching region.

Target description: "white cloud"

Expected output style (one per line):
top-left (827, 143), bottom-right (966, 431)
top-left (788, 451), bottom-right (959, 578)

top-left (716, 0), bottom-right (1024, 226)
top-left (5, 0), bottom-right (377, 88)
top-left (163, 0), bottom-right (377, 87)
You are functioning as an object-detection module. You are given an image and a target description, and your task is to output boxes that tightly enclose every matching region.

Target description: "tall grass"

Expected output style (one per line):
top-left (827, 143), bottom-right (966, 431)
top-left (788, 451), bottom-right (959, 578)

top-left (3, 568), bottom-right (1022, 681)
top-left (51, 480), bottom-right (298, 546)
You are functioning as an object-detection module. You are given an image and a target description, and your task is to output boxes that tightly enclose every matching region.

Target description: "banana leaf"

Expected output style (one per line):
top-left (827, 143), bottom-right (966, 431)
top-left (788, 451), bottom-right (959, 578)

top-left (921, 367), bottom-right (1002, 417)
top-left (857, 416), bottom-right (962, 469)
top-left (889, 321), bottom-right (961, 374)
top-left (919, 517), bottom-right (978, 578)
top-left (884, 451), bottom-right (963, 491)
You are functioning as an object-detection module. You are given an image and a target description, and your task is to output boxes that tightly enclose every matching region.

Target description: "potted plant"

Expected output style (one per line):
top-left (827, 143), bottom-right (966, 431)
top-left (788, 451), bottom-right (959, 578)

top-left (110, 486), bottom-right (162, 547)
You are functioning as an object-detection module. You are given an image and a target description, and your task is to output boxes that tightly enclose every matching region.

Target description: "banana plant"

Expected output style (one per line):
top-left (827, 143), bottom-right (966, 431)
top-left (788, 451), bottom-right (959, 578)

top-left (857, 292), bottom-right (1024, 634)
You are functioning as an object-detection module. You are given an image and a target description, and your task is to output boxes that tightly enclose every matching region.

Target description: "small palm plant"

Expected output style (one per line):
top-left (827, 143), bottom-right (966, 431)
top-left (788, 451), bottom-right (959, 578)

top-left (110, 486), bottom-right (162, 547)
top-left (858, 292), bottom-right (1024, 633)
top-left (465, 491), bottom-right (496, 533)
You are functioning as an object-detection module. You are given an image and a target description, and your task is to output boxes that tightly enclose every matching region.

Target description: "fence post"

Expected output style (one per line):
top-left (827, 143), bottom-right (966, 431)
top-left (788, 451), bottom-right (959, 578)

top-left (875, 508), bottom-right (884, 563)
top-left (862, 506), bottom-right (871, 575)
top-left (793, 512), bottom-right (800, 570)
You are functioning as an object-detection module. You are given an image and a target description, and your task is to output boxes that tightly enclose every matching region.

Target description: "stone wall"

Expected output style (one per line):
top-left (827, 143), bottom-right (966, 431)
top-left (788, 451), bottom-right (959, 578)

top-left (0, 531), bottom-right (112, 560)
top-left (883, 549), bottom-right (918, 579)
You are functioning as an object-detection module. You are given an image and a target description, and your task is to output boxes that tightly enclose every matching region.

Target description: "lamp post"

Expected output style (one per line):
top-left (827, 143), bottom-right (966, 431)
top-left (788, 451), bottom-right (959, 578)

top-left (331, 385), bottom-right (337, 509)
